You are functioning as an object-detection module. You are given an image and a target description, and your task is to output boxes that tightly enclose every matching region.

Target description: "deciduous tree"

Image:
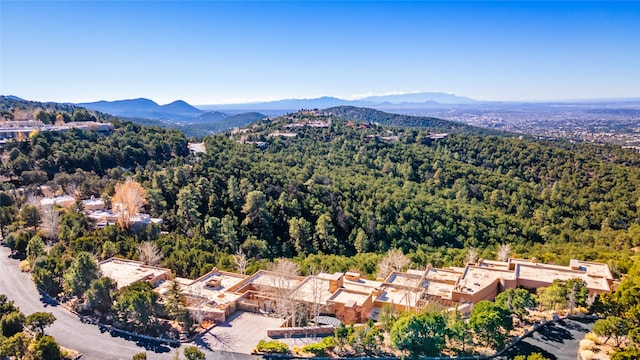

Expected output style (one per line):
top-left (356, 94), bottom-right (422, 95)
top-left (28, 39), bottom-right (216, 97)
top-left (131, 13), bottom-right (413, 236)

top-left (497, 243), bottom-right (511, 262)
top-left (377, 248), bottom-right (410, 280)
top-left (137, 241), bottom-right (162, 266)
top-left (112, 178), bottom-right (147, 228)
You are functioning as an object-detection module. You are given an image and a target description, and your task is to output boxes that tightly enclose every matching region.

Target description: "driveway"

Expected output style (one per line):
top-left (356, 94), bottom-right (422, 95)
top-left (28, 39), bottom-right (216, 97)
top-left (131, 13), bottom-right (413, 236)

top-left (499, 318), bottom-right (595, 360)
top-left (196, 311), bottom-right (284, 354)
top-left (0, 245), bottom-right (252, 360)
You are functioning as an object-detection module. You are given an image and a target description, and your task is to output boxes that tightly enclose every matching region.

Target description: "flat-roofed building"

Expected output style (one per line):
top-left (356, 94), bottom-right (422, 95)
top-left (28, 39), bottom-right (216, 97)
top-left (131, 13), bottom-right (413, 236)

top-left (342, 273), bottom-right (382, 294)
top-left (452, 265), bottom-right (515, 303)
top-left (228, 270), bottom-right (305, 294)
top-left (175, 269), bottom-right (248, 323)
top-left (40, 195), bottom-right (76, 208)
top-left (451, 258), bottom-right (615, 303)
top-left (99, 257), bottom-right (171, 289)
top-left (82, 197), bottom-right (105, 211)
top-left (375, 283), bottom-right (425, 313)
top-left (226, 270), bottom-right (306, 315)
top-left (100, 256), bottom-right (615, 327)
top-left (328, 289), bottom-right (374, 324)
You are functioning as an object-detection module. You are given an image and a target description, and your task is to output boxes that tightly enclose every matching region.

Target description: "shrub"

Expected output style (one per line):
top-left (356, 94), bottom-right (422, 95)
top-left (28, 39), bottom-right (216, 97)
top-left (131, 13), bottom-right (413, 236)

top-left (579, 350), bottom-right (597, 360)
top-left (579, 339), bottom-right (596, 351)
top-left (302, 336), bottom-right (335, 356)
top-left (585, 332), bottom-right (600, 344)
top-left (18, 260), bottom-right (30, 272)
top-left (255, 340), bottom-right (289, 354)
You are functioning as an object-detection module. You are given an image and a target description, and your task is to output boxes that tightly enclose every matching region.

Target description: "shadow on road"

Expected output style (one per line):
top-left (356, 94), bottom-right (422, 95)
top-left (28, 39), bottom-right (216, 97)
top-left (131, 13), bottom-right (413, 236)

top-left (38, 291), bottom-right (59, 308)
top-left (502, 340), bottom-right (558, 360)
top-left (497, 318), bottom-right (596, 360)
top-left (94, 325), bottom-right (177, 353)
top-left (537, 322), bottom-right (574, 343)
top-left (560, 318), bottom-right (592, 333)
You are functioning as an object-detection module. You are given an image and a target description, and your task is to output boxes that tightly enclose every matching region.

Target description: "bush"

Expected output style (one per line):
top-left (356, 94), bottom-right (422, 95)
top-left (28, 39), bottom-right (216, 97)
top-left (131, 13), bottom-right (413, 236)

top-left (302, 336), bottom-right (335, 356)
top-left (585, 332), bottom-right (600, 344)
top-left (255, 340), bottom-right (289, 354)
top-left (579, 339), bottom-right (596, 351)
top-left (18, 260), bottom-right (30, 272)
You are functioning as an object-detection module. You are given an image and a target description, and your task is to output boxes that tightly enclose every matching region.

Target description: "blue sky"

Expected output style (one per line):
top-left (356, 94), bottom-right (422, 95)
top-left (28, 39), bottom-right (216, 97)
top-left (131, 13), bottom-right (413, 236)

top-left (1, 1), bottom-right (639, 104)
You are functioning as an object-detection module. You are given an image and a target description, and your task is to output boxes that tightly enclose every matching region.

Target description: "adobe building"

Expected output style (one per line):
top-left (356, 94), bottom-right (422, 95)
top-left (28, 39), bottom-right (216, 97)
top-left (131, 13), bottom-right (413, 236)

top-left (160, 269), bottom-right (248, 323)
top-left (99, 257), bottom-right (172, 289)
top-left (98, 256), bottom-right (615, 327)
top-left (451, 258), bottom-right (614, 303)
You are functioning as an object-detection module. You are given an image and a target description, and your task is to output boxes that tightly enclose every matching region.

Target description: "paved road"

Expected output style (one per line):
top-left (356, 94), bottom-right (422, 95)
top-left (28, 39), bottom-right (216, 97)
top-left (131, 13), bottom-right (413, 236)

top-left (0, 245), bottom-right (253, 360)
top-left (499, 318), bottom-right (595, 360)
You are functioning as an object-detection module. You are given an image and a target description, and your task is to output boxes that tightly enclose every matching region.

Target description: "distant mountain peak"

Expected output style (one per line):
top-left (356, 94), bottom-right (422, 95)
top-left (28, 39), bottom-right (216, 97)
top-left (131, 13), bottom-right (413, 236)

top-left (78, 98), bottom-right (203, 120)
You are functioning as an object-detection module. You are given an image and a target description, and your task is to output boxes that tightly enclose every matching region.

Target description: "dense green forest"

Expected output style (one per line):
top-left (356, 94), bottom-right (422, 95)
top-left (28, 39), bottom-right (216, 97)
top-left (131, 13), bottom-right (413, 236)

top-left (3, 98), bottom-right (640, 356)
top-left (325, 106), bottom-right (506, 135)
top-left (1, 99), bottom-right (639, 280)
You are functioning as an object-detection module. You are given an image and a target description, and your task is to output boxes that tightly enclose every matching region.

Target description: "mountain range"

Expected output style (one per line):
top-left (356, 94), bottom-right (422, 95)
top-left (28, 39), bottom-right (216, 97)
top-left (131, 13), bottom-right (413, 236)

top-left (78, 98), bottom-right (204, 121)
top-left (198, 92), bottom-right (477, 111)
top-left (76, 98), bottom-right (266, 137)
top-left (77, 92), bottom-right (476, 121)
top-left (74, 92), bottom-right (476, 124)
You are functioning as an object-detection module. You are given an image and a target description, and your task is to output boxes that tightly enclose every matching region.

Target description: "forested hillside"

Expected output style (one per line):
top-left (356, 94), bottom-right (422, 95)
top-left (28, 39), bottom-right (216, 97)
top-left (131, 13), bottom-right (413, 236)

top-left (325, 106), bottom-right (505, 135)
top-left (1, 102), bottom-right (638, 280)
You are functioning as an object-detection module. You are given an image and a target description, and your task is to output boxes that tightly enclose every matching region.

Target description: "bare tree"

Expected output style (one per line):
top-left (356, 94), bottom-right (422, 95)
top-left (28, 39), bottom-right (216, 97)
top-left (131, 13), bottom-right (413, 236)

top-left (112, 178), bottom-right (147, 228)
top-left (465, 247), bottom-right (479, 265)
top-left (25, 192), bottom-right (42, 207)
top-left (65, 182), bottom-right (78, 198)
top-left (497, 243), bottom-right (511, 262)
top-left (269, 259), bottom-right (302, 324)
top-left (309, 276), bottom-right (329, 329)
top-left (377, 248), bottom-right (410, 280)
top-left (41, 206), bottom-right (60, 241)
top-left (232, 247), bottom-right (248, 275)
top-left (270, 258), bottom-right (300, 276)
top-left (137, 241), bottom-right (162, 266)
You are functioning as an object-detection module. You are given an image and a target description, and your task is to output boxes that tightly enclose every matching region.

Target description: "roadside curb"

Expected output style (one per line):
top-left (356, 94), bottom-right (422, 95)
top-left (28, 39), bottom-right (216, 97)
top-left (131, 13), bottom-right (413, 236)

top-left (37, 287), bottom-right (181, 348)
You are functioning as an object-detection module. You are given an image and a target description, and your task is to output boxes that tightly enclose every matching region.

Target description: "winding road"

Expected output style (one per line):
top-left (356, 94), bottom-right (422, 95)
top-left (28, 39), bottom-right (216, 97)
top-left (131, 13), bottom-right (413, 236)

top-left (0, 245), bottom-right (252, 360)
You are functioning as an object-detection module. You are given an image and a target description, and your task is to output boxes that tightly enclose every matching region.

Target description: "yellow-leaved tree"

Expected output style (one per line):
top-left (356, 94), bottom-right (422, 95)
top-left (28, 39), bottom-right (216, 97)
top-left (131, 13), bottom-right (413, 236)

top-left (112, 178), bottom-right (147, 228)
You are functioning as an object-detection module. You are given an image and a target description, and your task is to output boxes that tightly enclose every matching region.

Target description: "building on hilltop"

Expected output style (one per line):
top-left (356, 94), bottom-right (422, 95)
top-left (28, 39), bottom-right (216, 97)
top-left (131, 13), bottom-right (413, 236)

top-left (0, 120), bottom-right (113, 145)
top-left (98, 256), bottom-right (615, 327)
